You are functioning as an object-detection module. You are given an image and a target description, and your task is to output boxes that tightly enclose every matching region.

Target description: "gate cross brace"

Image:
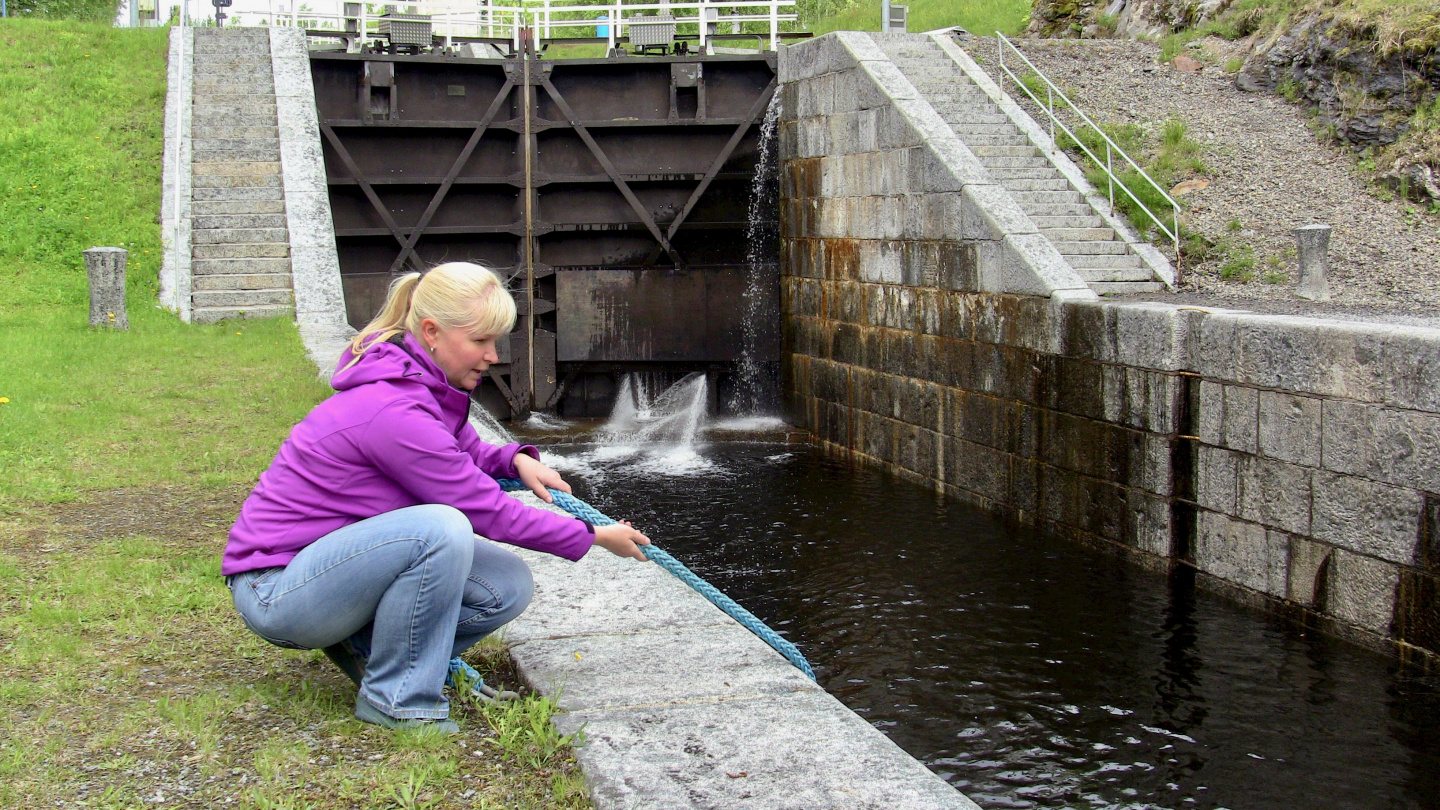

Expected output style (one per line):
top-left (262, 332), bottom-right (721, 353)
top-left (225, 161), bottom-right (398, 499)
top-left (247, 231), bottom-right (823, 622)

top-left (539, 77), bottom-right (684, 268)
top-left (388, 79), bottom-right (518, 274)
top-left (664, 80), bottom-right (778, 245)
top-left (320, 123), bottom-right (420, 272)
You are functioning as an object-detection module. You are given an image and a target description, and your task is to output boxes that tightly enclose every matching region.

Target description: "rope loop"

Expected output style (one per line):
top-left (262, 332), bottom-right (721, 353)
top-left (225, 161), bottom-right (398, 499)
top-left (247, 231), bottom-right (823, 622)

top-left (496, 478), bottom-right (816, 680)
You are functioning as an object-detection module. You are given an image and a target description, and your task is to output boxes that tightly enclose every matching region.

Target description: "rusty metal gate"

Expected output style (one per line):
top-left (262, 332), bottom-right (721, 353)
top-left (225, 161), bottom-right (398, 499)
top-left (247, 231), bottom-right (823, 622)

top-left (311, 45), bottom-right (778, 418)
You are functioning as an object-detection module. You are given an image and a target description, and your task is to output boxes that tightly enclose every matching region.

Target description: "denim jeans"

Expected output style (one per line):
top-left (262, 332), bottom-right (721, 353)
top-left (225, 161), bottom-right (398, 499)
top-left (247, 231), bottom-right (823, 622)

top-left (230, 504), bottom-right (533, 719)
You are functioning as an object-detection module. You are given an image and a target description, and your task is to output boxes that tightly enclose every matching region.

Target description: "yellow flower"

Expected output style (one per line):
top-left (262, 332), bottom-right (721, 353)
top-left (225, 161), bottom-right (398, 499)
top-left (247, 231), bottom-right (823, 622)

top-left (236, 332), bottom-right (243, 336)
top-left (574, 652), bottom-right (583, 660)
top-left (0, 397), bottom-right (10, 404)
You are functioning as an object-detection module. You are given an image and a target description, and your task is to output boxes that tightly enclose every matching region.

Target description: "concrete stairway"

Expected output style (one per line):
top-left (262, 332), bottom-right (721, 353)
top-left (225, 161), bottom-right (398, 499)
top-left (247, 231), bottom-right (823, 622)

top-left (189, 28), bottom-right (294, 323)
top-left (876, 36), bottom-right (1164, 294)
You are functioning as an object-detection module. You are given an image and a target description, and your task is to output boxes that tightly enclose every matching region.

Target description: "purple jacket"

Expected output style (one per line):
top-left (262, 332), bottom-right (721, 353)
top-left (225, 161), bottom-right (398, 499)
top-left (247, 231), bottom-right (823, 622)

top-left (222, 333), bottom-right (593, 576)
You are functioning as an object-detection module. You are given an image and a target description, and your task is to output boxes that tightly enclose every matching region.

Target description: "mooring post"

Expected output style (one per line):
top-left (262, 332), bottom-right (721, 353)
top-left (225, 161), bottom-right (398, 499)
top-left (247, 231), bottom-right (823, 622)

top-left (1293, 224), bottom-right (1332, 301)
top-left (84, 247), bottom-right (129, 330)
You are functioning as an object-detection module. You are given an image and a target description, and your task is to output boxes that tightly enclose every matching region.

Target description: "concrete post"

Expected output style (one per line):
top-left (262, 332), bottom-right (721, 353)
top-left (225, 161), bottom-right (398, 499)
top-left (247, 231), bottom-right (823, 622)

top-left (84, 247), bottom-right (129, 330)
top-left (1293, 224), bottom-right (1332, 301)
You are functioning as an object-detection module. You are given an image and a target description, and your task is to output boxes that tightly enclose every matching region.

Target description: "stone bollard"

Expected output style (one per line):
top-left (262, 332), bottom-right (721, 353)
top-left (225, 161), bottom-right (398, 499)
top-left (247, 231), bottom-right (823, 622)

top-left (84, 247), bottom-right (129, 330)
top-left (1293, 224), bottom-right (1332, 302)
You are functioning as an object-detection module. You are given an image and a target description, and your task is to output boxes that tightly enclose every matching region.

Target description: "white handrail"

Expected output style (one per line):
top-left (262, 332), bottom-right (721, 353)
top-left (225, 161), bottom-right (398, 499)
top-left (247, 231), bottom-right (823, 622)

top-left (226, 0), bottom-right (797, 51)
top-left (995, 32), bottom-right (1181, 268)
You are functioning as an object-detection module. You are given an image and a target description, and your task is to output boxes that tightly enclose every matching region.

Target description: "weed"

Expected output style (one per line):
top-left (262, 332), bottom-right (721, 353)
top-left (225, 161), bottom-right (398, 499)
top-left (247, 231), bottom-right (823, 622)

top-left (480, 694), bottom-right (584, 771)
top-left (1277, 78), bottom-right (1301, 103)
top-left (1220, 243), bottom-right (1257, 281)
top-left (1262, 270), bottom-right (1289, 284)
top-left (1227, 217), bottom-right (1244, 232)
top-left (1224, 57), bottom-right (1245, 73)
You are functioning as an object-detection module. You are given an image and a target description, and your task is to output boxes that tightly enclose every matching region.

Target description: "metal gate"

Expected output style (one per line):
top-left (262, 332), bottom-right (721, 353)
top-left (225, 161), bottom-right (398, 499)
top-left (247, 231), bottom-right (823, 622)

top-left (312, 43), bottom-right (778, 418)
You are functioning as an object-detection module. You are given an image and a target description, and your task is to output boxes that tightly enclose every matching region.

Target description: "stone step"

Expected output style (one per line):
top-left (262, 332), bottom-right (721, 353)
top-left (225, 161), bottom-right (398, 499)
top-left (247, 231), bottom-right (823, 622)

top-left (1021, 202), bottom-right (1095, 217)
top-left (936, 111), bottom-right (1008, 125)
top-left (969, 145), bottom-right (1040, 158)
top-left (192, 186), bottom-right (286, 202)
top-left (1065, 253), bottom-right (1142, 269)
top-left (193, 288), bottom-right (293, 308)
top-left (192, 126), bottom-right (280, 140)
top-left (950, 123), bottom-right (1019, 136)
top-left (192, 200), bottom-right (288, 216)
top-left (192, 174), bottom-right (284, 190)
top-left (990, 167), bottom-right (1063, 180)
top-left (191, 113), bottom-right (282, 128)
top-left (192, 304), bottom-right (295, 324)
top-left (1090, 281), bottom-right (1166, 295)
top-left (1051, 240), bottom-right (1130, 255)
top-left (915, 88), bottom-right (989, 100)
top-left (192, 77), bottom-right (276, 92)
top-left (192, 59), bottom-right (273, 73)
top-left (193, 243), bottom-right (291, 260)
top-left (977, 155), bottom-right (1051, 169)
top-left (194, 257), bottom-right (292, 275)
top-left (1042, 227), bottom-right (1117, 241)
top-left (194, 149), bottom-right (282, 164)
top-left (194, 213), bottom-right (288, 230)
top-left (1015, 190), bottom-right (1086, 205)
top-left (193, 273), bottom-right (294, 291)
top-left (955, 133), bottom-right (1029, 147)
top-left (193, 98), bottom-right (278, 115)
top-left (192, 228), bottom-right (290, 245)
top-left (1032, 215), bottom-right (1106, 229)
top-left (1002, 179), bottom-right (1072, 191)
top-left (193, 137), bottom-right (280, 151)
top-left (192, 41), bottom-right (272, 56)
top-left (1079, 267), bottom-right (1153, 283)
top-left (193, 159), bottom-right (281, 177)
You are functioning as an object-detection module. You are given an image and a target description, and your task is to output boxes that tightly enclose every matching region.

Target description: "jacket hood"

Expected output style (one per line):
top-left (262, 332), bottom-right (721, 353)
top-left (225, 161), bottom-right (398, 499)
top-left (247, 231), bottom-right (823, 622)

top-left (332, 333), bottom-right (457, 402)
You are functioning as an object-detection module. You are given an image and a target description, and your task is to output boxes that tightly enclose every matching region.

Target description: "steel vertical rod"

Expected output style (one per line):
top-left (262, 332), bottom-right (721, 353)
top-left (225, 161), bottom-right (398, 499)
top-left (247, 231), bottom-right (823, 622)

top-left (522, 32), bottom-right (536, 413)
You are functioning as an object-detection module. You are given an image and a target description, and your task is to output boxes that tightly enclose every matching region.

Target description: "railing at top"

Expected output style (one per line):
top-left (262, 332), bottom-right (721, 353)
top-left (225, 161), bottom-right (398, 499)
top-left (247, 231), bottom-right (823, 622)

top-left (220, 0), bottom-right (798, 52)
top-left (994, 32), bottom-right (1182, 273)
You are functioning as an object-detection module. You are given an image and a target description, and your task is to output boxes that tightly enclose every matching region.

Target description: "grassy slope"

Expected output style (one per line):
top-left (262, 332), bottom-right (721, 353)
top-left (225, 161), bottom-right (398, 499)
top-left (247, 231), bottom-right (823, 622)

top-left (0, 19), bottom-right (588, 809)
top-left (806, 0), bottom-right (1031, 37)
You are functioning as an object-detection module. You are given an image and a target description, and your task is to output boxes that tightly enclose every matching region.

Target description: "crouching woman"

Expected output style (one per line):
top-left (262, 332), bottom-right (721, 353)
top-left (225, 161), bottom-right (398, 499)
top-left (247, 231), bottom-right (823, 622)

top-left (221, 262), bottom-right (649, 732)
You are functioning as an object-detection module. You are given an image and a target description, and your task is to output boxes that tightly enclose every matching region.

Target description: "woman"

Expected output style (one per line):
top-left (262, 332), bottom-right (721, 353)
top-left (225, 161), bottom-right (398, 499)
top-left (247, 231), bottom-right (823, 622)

top-left (222, 262), bottom-right (650, 733)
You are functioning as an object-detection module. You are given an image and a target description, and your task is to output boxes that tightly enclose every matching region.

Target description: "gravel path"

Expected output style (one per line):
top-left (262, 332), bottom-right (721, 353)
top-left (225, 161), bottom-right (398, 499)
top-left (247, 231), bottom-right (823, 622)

top-left (961, 36), bottom-right (1440, 321)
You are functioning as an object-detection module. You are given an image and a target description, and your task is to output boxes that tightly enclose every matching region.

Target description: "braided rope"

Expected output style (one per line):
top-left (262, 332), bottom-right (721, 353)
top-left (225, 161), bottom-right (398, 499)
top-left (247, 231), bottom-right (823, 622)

top-left (496, 478), bottom-right (816, 680)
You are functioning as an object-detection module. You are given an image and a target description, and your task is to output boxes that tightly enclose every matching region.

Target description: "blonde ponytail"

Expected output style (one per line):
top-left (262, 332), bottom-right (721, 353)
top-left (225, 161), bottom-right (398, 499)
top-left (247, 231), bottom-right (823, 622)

top-left (343, 263), bottom-right (517, 370)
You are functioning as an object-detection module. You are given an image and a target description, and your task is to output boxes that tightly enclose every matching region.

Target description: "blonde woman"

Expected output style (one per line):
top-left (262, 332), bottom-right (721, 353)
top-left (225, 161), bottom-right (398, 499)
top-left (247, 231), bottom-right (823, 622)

top-left (222, 262), bottom-right (650, 733)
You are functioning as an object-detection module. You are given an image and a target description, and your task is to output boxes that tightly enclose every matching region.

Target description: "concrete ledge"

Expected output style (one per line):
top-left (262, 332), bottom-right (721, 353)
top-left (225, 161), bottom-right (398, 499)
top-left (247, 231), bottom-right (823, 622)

top-left (160, 26), bottom-right (195, 322)
top-left (269, 26), bottom-right (353, 379)
top-left (500, 489), bottom-right (979, 810)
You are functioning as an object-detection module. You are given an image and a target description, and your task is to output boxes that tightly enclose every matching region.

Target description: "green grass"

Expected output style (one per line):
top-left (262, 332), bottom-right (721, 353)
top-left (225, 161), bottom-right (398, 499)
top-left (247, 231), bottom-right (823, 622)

top-left (0, 19), bottom-right (331, 506)
top-left (803, 0), bottom-right (1030, 37)
top-left (0, 18), bottom-right (589, 809)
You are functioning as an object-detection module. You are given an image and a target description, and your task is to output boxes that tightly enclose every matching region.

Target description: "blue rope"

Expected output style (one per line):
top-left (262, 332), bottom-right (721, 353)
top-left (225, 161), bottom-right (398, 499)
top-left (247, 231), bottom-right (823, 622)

top-left (496, 478), bottom-right (816, 680)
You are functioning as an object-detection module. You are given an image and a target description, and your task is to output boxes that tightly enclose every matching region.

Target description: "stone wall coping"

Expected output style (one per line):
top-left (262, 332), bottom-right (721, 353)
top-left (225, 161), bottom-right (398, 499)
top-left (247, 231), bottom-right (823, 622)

top-left (927, 33), bottom-right (1176, 288)
top-left (269, 27), bottom-right (355, 380)
top-left (499, 490), bottom-right (981, 810)
top-left (159, 26), bottom-right (194, 322)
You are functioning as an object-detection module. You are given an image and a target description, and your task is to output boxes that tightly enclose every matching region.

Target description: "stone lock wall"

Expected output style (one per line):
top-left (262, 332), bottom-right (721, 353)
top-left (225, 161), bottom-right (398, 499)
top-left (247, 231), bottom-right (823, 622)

top-left (778, 34), bottom-right (1440, 663)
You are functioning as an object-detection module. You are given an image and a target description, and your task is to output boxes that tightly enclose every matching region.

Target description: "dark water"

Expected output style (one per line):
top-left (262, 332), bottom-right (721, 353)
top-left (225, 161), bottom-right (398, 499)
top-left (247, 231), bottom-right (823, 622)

top-left (546, 440), bottom-right (1440, 810)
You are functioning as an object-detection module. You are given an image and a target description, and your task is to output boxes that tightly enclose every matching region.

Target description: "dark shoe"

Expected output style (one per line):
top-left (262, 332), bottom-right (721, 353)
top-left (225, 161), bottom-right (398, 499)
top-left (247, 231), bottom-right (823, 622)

top-left (446, 657), bottom-right (519, 703)
top-left (354, 695), bottom-right (459, 734)
top-left (323, 640), bottom-right (366, 687)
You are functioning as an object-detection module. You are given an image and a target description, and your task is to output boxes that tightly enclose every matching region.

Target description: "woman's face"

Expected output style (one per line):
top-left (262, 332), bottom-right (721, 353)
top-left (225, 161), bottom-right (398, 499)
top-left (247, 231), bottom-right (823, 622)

top-left (420, 317), bottom-right (500, 391)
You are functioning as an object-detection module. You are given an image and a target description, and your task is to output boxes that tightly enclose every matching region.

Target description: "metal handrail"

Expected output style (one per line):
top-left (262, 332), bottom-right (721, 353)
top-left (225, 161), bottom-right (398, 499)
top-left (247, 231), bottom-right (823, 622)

top-left (994, 32), bottom-right (1180, 269)
top-left (237, 0), bottom-right (797, 52)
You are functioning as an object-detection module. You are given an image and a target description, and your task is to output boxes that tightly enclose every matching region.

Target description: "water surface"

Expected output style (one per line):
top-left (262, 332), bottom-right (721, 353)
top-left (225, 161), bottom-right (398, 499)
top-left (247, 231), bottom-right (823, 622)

top-left (538, 438), bottom-right (1440, 810)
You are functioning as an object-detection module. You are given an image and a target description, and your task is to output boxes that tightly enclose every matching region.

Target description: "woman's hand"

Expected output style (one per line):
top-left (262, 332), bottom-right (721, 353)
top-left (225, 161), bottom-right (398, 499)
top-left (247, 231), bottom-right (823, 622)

top-left (513, 453), bottom-right (571, 504)
top-left (593, 521), bottom-right (651, 561)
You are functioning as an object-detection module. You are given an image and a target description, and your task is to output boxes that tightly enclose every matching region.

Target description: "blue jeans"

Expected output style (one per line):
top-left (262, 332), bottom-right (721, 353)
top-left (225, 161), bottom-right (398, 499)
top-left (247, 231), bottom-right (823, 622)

top-left (229, 504), bottom-right (533, 719)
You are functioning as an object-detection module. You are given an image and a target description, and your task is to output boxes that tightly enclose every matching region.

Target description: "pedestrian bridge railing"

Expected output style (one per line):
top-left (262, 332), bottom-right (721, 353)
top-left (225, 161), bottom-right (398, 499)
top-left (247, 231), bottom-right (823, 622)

top-left (208, 0), bottom-right (799, 52)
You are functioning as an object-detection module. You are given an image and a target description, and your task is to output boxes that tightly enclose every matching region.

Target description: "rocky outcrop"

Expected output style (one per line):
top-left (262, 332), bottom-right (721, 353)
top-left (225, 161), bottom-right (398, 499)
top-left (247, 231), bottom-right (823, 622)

top-left (1027, 0), bottom-right (1234, 40)
top-left (1237, 14), bottom-right (1437, 148)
